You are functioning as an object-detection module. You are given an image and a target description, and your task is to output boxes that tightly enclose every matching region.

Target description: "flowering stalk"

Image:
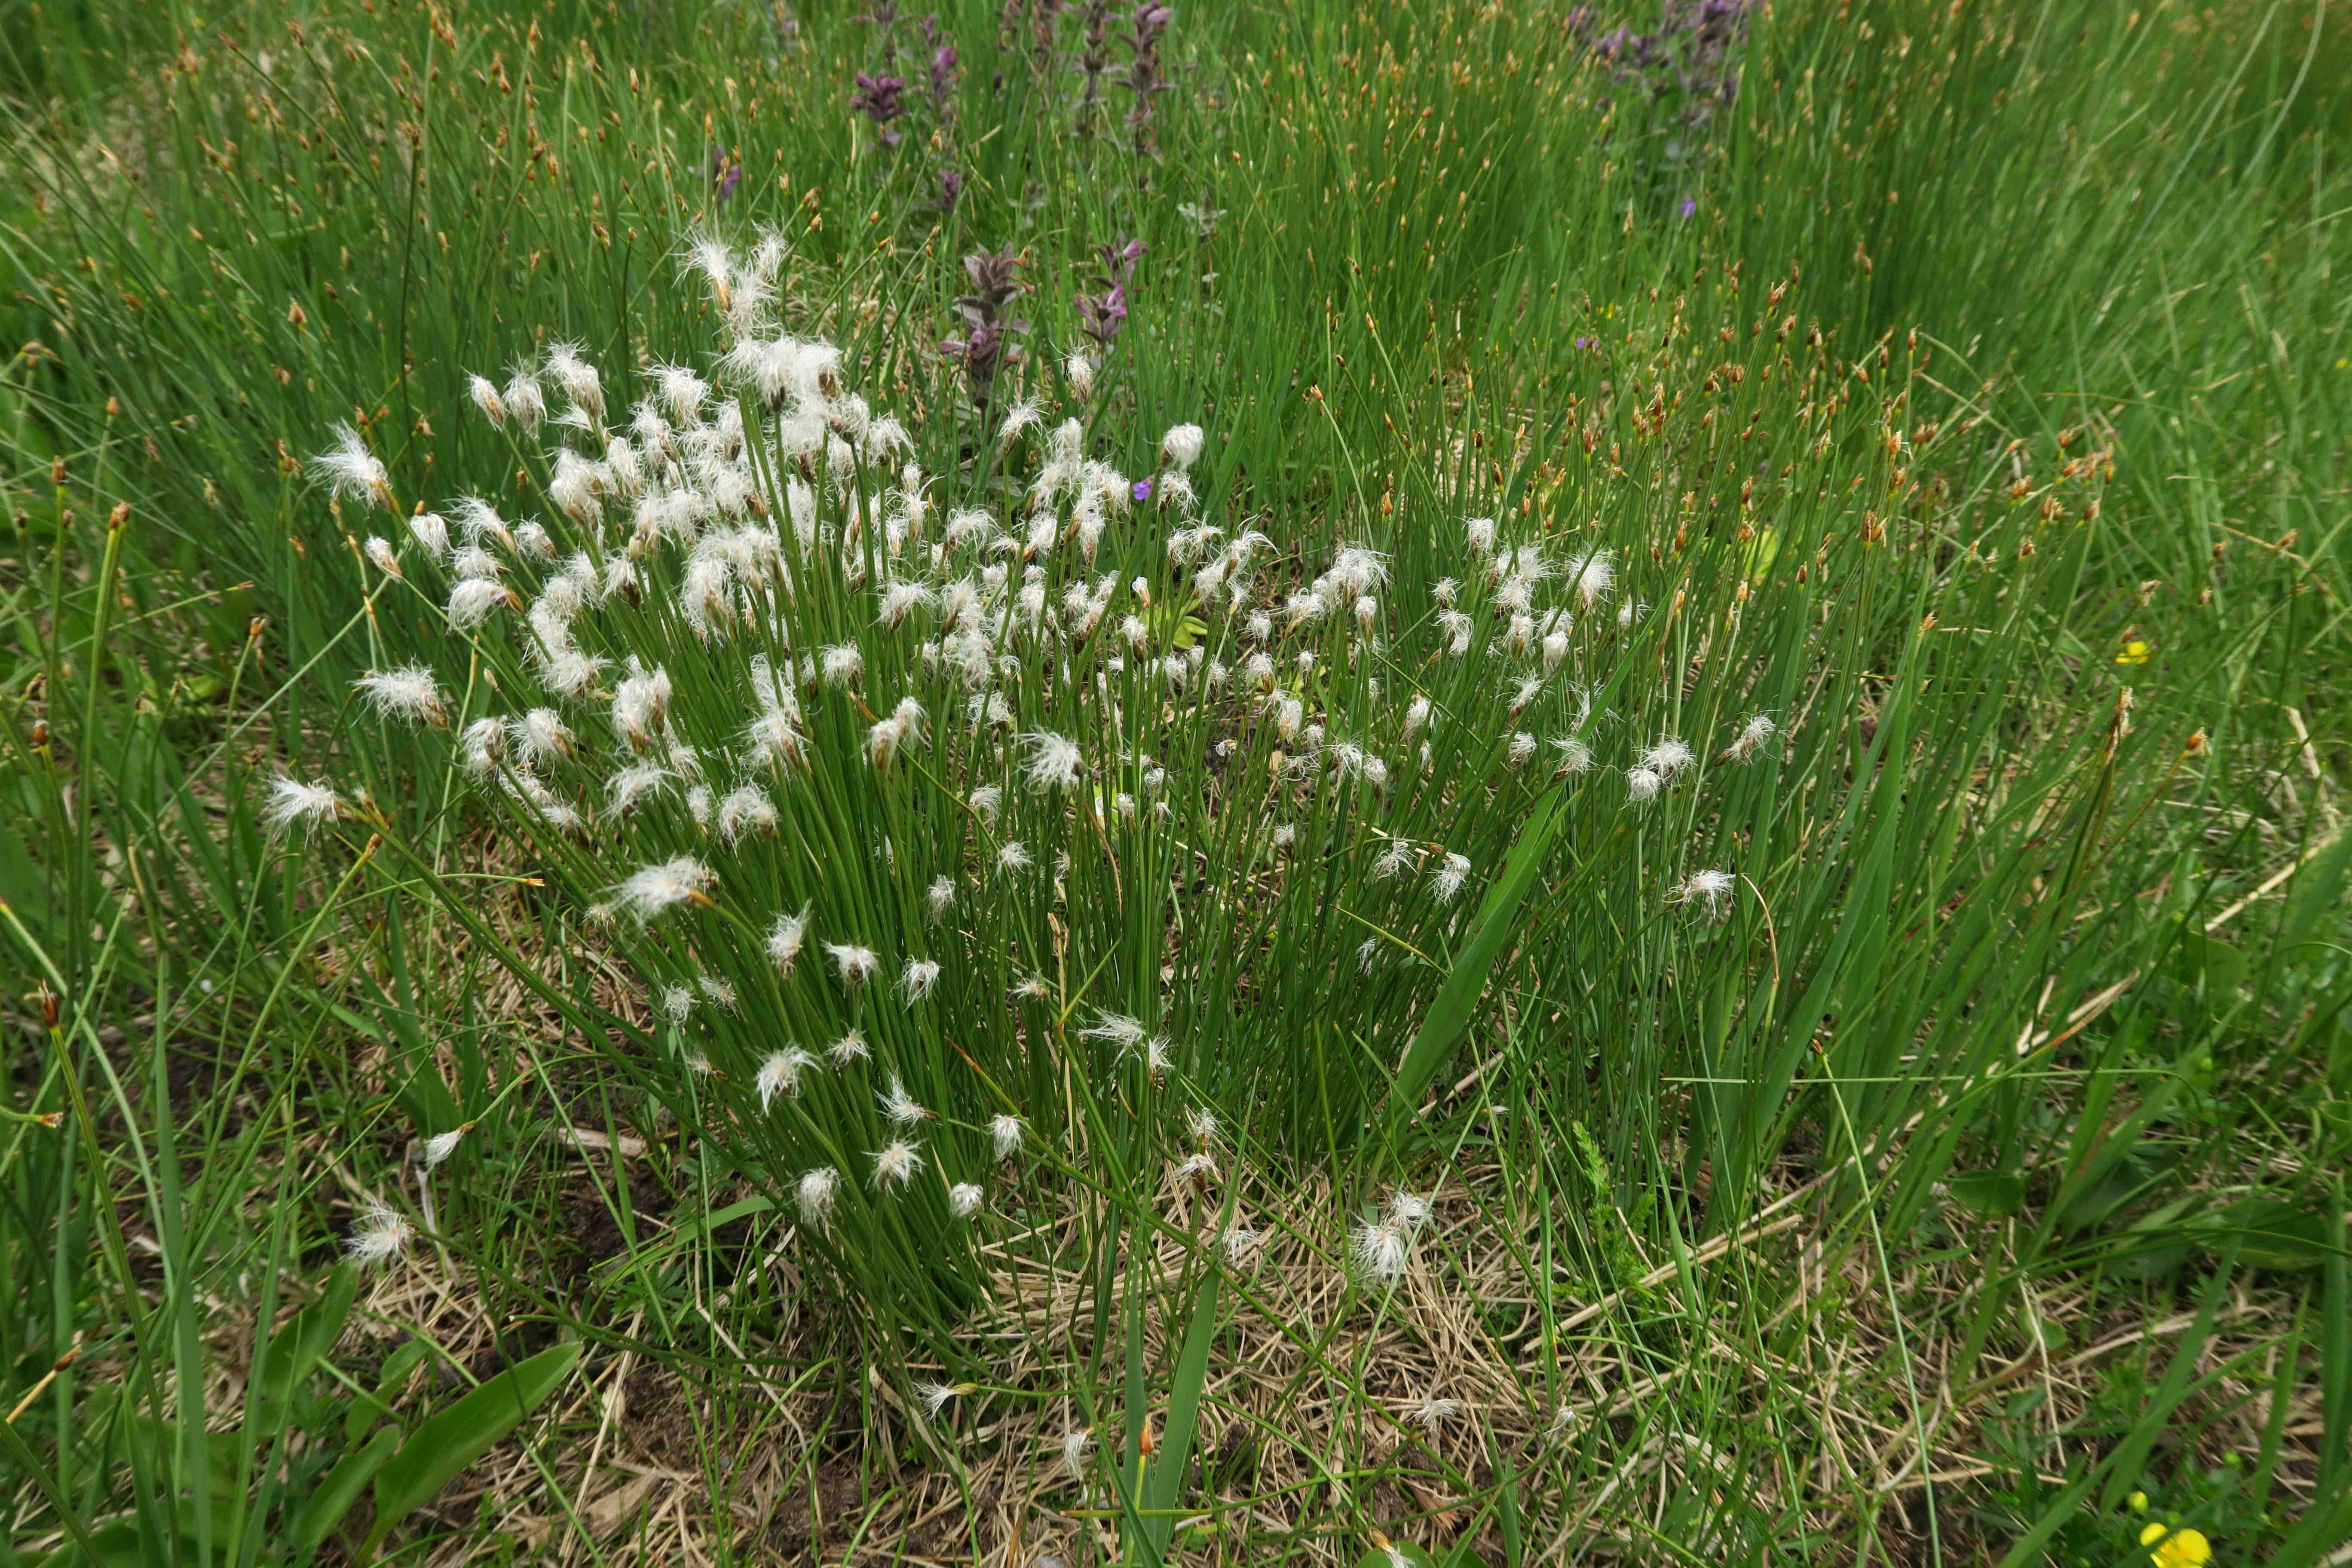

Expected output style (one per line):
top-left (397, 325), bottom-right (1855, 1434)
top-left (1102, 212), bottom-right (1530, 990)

top-left (943, 245), bottom-right (1028, 412)
top-left (1121, 3), bottom-right (1175, 156)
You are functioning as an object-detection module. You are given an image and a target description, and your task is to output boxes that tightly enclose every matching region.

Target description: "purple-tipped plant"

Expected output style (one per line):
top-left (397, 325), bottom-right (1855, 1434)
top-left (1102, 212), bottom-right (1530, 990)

top-left (863, 0), bottom-right (904, 65)
top-left (1026, 0), bottom-right (1063, 71)
top-left (707, 145), bottom-right (743, 205)
top-left (1075, 237), bottom-right (1144, 350)
top-left (933, 169), bottom-right (965, 212)
top-left (1572, 0), bottom-right (1751, 137)
top-left (852, 0), bottom-right (912, 147)
top-left (1075, 0), bottom-right (1115, 133)
top-left (917, 14), bottom-right (961, 119)
top-left (852, 72), bottom-right (910, 148)
top-left (929, 41), bottom-right (961, 115)
top-left (943, 246), bottom-right (1028, 409)
top-left (1121, 3), bottom-right (1175, 154)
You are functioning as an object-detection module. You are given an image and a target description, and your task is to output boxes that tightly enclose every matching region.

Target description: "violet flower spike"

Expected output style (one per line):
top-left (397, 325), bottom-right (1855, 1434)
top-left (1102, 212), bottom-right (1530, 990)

top-left (852, 72), bottom-right (910, 147)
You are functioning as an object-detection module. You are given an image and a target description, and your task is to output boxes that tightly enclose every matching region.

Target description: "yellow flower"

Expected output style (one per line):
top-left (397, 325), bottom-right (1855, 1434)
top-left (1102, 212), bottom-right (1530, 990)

top-left (2129, 1491), bottom-right (2149, 1513)
top-left (2140, 1524), bottom-right (2211, 1568)
top-left (2116, 640), bottom-right (2152, 665)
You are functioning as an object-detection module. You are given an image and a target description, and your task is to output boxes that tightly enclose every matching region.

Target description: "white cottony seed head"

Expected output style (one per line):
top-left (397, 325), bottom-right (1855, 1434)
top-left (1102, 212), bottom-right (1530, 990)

top-left (878, 1074), bottom-right (928, 1128)
top-left (1021, 730), bottom-right (1084, 792)
top-left (422, 1124), bottom-right (471, 1169)
top-left (1351, 1217), bottom-right (1409, 1285)
top-left (355, 665), bottom-right (448, 727)
top-left (1724, 712), bottom-right (1778, 761)
top-left (1431, 852), bottom-right (1471, 905)
top-left (826, 943), bottom-right (880, 987)
top-left (1640, 737), bottom-right (1695, 776)
top-left (767, 908), bottom-right (809, 975)
top-left (1571, 548), bottom-right (1615, 609)
top-left (756, 1047), bottom-right (815, 1109)
top-left (991, 1113), bottom-right (1024, 1160)
top-left (870, 1140), bottom-right (924, 1190)
top-left (447, 577), bottom-right (509, 628)
top-left (345, 1201), bottom-right (412, 1265)
top-left (265, 777), bottom-right (343, 836)
top-left (796, 1166), bottom-right (839, 1226)
top-left (1386, 1191), bottom-right (1433, 1230)
top-left (468, 375), bottom-right (508, 427)
top-left (312, 423), bottom-right (395, 513)
top-left (1669, 869), bottom-right (1738, 919)
top-left (611, 857), bottom-right (713, 923)
top-left (1078, 1012), bottom-right (1147, 1050)
top-left (1412, 1397), bottom-right (1461, 1430)
top-left (900, 959), bottom-right (942, 1001)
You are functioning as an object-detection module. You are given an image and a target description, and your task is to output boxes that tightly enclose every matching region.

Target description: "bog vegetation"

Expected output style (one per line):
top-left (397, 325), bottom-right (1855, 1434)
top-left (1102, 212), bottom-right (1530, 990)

top-left (1, 0), bottom-right (2347, 1564)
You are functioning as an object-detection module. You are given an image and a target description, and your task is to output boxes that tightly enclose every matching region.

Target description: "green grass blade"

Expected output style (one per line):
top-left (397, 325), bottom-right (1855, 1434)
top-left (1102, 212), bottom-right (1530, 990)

top-left (363, 1341), bottom-right (582, 1555)
top-left (1143, 1272), bottom-right (1222, 1560)
top-left (1378, 785), bottom-right (1565, 1145)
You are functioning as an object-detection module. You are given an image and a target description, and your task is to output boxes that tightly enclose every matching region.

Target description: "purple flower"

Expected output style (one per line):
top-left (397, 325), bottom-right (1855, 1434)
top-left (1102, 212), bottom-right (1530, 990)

top-left (706, 145), bottom-right (744, 205)
top-left (852, 72), bottom-right (910, 147)
top-left (1076, 236), bottom-right (1145, 349)
top-left (1575, 336), bottom-right (1594, 350)
top-left (1131, 479), bottom-right (1154, 503)
top-left (944, 245), bottom-right (1028, 407)
top-left (1678, 197), bottom-right (1697, 217)
top-left (1077, 283), bottom-right (1128, 347)
top-left (934, 169), bottom-right (964, 211)
top-left (1577, 0), bottom-right (1754, 141)
top-left (1122, 2), bottom-right (1177, 154)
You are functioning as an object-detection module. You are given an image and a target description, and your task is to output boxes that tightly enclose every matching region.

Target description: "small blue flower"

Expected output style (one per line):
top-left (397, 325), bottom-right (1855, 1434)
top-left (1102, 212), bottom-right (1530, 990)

top-left (1131, 479), bottom-right (1154, 503)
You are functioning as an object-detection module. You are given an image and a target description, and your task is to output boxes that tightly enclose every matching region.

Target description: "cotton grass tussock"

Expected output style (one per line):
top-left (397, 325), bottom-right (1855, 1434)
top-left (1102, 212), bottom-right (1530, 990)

top-left (314, 238), bottom-right (1888, 1366)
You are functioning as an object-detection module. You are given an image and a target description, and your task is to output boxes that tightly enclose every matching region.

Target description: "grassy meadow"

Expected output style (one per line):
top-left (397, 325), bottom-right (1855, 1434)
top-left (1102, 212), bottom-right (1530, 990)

top-left (1, 0), bottom-right (2349, 1562)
